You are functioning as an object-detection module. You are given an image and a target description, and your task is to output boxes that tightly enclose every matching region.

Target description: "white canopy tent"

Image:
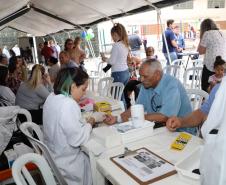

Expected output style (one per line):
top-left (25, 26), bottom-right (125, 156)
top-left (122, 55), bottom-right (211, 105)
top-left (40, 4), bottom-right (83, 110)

top-left (0, 0), bottom-right (189, 63)
top-left (0, 0), bottom-right (190, 36)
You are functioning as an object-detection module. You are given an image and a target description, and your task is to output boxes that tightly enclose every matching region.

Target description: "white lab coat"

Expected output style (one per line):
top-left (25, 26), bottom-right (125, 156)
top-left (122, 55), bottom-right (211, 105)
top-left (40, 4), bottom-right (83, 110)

top-left (43, 93), bottom-right (92, 185)
top-left (200, 76), bottom-right (226, 185)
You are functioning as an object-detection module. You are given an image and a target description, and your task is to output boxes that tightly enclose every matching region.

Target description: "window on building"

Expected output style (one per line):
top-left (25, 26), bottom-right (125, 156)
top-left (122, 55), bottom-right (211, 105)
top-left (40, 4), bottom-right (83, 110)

top-left (208, 0), bottom-right (225, 8)
top-left (173, 1), bottom-right (193, 9)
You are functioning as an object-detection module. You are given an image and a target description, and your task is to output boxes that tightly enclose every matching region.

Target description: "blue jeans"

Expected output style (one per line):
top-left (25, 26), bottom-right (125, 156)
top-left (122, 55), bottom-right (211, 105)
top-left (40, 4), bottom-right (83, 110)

top-left (111, 70), bottom-right (130, 106)
top-left (111, 69), bottom-right (130, 85)
top-left (164, 52), bottom-right (178, 65)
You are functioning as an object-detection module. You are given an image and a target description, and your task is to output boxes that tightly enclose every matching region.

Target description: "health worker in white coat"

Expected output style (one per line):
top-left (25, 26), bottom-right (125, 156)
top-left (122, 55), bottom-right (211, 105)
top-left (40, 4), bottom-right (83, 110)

top-left (43, 67), bottom-right (95, 185)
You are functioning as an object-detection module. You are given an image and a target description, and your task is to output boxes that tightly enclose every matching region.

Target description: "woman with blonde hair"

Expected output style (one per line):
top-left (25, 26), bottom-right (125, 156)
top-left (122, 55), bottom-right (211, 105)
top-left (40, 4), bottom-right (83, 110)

top-left (74, 36), bottom-right (86, 62)
top-left (73, 36), bottom-right (86, 69)
top-left (16, 64), bottom-right (52, 124)
top-left (102, 23), bottom-right (130, 86)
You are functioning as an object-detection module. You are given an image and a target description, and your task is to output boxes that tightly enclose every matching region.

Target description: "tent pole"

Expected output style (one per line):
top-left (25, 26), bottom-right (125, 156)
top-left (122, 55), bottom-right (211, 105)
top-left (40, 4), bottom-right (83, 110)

top-left (67, 32), bottom-right (71, 38)
top-left (145, 0), bottom-right (172, 65)
top-left (32, 36), bottom-right (38, 64)
top-left (52, 35), bottom-right (57, 43)
top-left (63, 30), bottom-right (71, 38)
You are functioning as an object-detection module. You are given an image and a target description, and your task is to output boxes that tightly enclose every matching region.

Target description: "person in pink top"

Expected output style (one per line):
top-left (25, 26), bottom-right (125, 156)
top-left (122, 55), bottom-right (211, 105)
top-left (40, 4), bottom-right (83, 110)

top-left (208, 56), bottom-right (225, 92)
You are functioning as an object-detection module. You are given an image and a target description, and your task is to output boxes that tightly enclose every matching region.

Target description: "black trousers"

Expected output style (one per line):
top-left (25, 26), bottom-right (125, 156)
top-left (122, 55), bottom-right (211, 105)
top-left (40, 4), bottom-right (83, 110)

top-left (124, 80), bottom-right (141, 109)
top-left (201, 65), bottom-right (215, 92)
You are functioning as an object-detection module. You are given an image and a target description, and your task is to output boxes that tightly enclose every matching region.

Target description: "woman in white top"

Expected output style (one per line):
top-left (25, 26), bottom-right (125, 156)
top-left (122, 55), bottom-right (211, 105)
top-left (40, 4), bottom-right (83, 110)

top-left (198, 18), bottom-right (226, 92)
top-left (0, 65), bottom-right (15, 105)
top-left (43, 68), bottom-right (95, 185)
top-left (102, 23), bottom-right (130, 85)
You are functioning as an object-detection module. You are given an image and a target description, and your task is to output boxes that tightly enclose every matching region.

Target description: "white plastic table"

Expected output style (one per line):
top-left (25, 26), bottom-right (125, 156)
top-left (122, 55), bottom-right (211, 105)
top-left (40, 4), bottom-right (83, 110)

top-left (94, 127), bottom-right (203, 185)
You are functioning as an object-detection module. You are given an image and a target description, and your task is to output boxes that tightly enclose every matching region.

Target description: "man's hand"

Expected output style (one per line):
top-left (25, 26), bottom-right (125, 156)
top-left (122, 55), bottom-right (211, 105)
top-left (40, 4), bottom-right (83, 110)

top-left (103, 114), bottom-right (117, 125)
top-left (177, 47), bottom-right (183, 52)
top-left (166, 116), bottom-right (182, 132)
top-left (121, 110), bottom-right (131, 122)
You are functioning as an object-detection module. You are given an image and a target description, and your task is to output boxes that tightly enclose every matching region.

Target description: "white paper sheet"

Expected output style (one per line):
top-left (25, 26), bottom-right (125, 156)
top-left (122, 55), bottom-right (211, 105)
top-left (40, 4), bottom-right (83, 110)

top-left (113, 148), bottom-right (175, 182)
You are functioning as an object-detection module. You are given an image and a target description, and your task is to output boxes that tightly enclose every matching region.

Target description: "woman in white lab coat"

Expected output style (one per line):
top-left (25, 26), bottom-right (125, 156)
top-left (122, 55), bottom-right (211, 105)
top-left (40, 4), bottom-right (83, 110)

top-left (43, 67), bottom-right (95, 185)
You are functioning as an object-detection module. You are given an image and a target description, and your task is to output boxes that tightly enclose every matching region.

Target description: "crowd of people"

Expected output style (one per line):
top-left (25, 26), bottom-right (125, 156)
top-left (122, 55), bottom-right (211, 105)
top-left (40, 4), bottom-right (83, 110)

top-left (0, 17), bottom-right (226, 185)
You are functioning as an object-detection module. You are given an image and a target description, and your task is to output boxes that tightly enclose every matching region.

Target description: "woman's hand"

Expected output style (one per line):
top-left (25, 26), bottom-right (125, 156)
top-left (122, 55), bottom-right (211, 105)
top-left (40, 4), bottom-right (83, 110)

top-left (42, 74), bottom-right (51, 85)
top-left (86, 117), bottom-right (96, 126)
top-left (103, 114), bottom-right (117, 125)
top-left (101, 56), bottom-right (108, 62)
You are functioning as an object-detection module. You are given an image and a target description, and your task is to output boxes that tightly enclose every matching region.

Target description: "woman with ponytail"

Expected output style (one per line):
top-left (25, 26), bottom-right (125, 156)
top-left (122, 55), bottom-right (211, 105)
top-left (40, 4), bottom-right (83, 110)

top-left (101, 23), bottom-right (130, 86)
top-left (43, 68), bottom-right (94, 185)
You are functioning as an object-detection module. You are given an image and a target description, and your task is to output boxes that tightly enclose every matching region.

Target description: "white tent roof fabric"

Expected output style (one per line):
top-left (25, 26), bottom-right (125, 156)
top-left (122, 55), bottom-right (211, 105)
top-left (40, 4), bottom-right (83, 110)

top-left (0, 0), bottom-right (189, 36)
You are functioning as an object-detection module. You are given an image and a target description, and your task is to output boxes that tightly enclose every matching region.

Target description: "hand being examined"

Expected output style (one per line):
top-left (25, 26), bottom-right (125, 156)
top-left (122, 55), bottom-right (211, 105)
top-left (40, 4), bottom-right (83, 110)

top-left (121, 110), bottom-right (131, 122)
top-left (103, 114), bottom-right (117, 125)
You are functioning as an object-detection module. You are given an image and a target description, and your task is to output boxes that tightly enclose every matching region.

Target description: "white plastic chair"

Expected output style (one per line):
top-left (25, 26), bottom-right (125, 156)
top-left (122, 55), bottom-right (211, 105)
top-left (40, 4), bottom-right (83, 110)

top-left (186, 89), bottom-right (209, 110)
top-left (97, 77), bottom-right (114, 97)
top-left (107, 82), bottom-right (125, 101)
top-left (163, 65), bottom-right (182, 80)
top-left (90, 61), bottom-right (102, 76)
top-left (183, 67), bottom-right (203, 89)
top-left (12, 153), bottom-right (57, 185)
top-left (172, 59), bottom-right (186, 68)
top-left (89, 62), bottom-right (111, 92)
top-left (192, 59), bottom-right (203, 67)
top-left (90, 62), bottom-right (110, 78)
top-left (186, 89), bottom-right (209, 136)
top-left (19, 122), bottom-right (67, 185)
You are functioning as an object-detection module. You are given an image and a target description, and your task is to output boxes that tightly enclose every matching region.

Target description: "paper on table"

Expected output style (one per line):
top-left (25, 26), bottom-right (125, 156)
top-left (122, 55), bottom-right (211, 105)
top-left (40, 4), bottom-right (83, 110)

top-left (111, 120), bottom-right (152, 133)
top-left (112, 148), bottom-right (176, 183)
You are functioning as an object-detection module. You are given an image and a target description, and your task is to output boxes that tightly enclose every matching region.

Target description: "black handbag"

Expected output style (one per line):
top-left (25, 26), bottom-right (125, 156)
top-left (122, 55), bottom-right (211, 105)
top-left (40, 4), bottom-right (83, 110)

top-left (0, 125), bottom-right (32, 170)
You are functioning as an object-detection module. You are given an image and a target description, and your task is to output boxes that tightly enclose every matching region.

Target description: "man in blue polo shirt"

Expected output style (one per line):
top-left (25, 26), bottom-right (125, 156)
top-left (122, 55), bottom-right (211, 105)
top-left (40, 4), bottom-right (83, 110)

top-left (104, 59), bottom-right (196, 135)
top-left (162, 19), bottom-right (179, 65)
top-left (166, 84), bottom-right (219, 132)
top-left (129, 30), bottom-right (142, 57)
